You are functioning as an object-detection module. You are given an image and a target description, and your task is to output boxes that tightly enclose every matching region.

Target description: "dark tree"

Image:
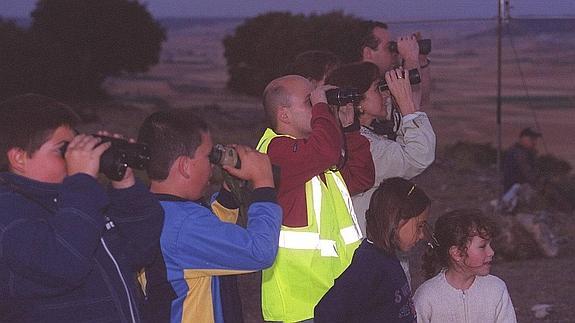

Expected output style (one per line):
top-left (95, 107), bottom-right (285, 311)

top-left (223, 11), bottom-right (365, 96)
top-left (0, 19), bottom-right (34, 99)
top-left (22, 0), bottom-right (165, 99)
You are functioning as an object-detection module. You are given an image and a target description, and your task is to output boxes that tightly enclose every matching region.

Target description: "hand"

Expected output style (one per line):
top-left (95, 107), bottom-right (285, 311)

top-left (96, 130), bottom-right (136, 189)
top-left (397, 34), bottom-right (419, 68)
top-left (384, 68), bottom-right (417, 116)
top-left (338, 104), bottom-right (355, 128)
top-left (222, 145), bottom-right (274, 189)
top-left (65, 134), bottom-right (110, 178)
top-left (310, 84), bottom-right (337, 106)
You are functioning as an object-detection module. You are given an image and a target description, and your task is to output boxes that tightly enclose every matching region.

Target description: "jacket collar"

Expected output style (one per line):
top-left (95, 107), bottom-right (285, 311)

top-left (0, 172), bottom-right (61, 199)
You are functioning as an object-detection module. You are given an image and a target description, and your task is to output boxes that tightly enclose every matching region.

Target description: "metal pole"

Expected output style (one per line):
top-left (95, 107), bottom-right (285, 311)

top-left (497, 0), bottom-right (504, 200)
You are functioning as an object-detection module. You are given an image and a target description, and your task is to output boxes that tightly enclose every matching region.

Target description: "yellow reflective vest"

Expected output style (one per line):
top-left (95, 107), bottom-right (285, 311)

top-left (257, 128), bottom-right (363, 322)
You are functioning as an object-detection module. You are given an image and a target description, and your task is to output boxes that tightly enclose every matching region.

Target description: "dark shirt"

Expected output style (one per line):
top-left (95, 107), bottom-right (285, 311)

top-left (503, 143), bottom-right (538, 191)
top-left (314, 240), bottom-right (416, 323)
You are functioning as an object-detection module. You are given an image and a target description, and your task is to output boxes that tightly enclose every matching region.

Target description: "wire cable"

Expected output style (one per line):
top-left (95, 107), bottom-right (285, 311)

top-left (505, 20), bottom-right (549, 153)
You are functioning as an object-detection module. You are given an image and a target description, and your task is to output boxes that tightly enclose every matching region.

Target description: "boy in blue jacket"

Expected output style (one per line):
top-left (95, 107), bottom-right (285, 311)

top-left (137, 109), bottom-right (282, 323)
top-left (0, 94), bottom-right (164, 322)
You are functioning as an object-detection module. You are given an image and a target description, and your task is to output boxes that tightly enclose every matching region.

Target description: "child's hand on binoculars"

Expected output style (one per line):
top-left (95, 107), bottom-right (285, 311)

top-left (222, 145), bottom-right (274, 189)
top-left (385, 68), bottom-right (416, 116)
top-left (95, 130), bottom-right (136, 189)
top-left (65, 134), bottom-right (110, 179)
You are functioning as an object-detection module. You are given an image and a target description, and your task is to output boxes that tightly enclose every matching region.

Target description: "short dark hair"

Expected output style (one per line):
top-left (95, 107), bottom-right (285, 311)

top-left (325, 61), bottom-right (380, 105)
top-left (0, 93), bottom-right (79, 171)
top-left (519, 127), bottom-right (542, 138)
top-left (365, 177), bottom-right (431, 254)
top-left (357, 20), bottom-right (389, 60)
top-left (422, 209), bottom-right (498, 279)
top-left (137, 109), bottom-right (209, 181)
top-left (291, 50), bottom-right (341, 83)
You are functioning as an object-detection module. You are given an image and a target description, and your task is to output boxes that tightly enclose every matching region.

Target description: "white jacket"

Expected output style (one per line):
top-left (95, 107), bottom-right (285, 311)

top-left (352, 111), bottom-right (436, 235)
top-left (414, 271), bottom-right (517, 323)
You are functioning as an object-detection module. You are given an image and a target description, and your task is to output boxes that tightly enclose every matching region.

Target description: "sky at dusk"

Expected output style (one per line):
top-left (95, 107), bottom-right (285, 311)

top-left (2, 0), bottom-right (575, 21)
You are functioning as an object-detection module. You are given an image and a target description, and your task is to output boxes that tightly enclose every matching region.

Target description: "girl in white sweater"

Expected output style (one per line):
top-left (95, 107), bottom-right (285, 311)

top-left (413, 209), bottom-right (517, 323)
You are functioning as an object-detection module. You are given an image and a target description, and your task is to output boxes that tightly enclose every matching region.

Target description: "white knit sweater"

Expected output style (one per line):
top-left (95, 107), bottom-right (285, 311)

top-left (413, 271), bottom-right (517, 323)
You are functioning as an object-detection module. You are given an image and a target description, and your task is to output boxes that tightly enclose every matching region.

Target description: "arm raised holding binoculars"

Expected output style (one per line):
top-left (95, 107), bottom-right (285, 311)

top-left (64, 131), bottom-right (137, 189)
top-left (385, 68), bottom-right (418, 116)
top-left (223, 145), bottom-right (275, 189)
top-left (398, 33), bottom-right (432, 110)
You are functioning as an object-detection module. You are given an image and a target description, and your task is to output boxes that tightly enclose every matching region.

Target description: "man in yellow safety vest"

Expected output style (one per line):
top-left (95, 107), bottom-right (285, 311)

top-left (257, 75), bottom-right (375, 322)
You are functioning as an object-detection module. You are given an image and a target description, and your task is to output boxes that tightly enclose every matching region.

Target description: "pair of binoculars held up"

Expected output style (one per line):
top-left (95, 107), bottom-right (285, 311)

top-left (388, 39), bottom-right (431, 55)
top-left (325, 68), bottom-right (422, 106)
top-left (59, 135), bottom-right (150, 181)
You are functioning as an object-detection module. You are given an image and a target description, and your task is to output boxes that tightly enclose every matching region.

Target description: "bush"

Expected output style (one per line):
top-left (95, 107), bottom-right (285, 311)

top-left (444, 141), bottom-right (497, 170)
top-left (223, 11), bottom-right (365, 96)
top-left (0, 0), bottom-right (166, 101)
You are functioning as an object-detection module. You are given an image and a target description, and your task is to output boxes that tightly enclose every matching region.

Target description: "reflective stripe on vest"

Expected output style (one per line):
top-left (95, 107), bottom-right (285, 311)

top-left (256, 128), bottom-right (362, 256)
top-left (277, 175), bottom-right (362, 256)
top-left (257, 127), bottom-right (363, 321)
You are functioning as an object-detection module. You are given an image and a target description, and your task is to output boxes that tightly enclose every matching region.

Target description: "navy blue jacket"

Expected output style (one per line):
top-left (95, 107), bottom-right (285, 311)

top-left (503, 143), bottom-right (538, 191)
top-left (314, 239), bottom-right (416, 323)
top-left (0, 172), bottom-right (164, 322)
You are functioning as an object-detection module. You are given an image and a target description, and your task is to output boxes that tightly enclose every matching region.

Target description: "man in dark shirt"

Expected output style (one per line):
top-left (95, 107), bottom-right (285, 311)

top-left (503, 127), bottom-right (542, 192)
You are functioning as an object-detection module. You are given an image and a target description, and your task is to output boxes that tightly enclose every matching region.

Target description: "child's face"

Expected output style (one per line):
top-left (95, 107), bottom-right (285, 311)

top-left (16, 125), bottom-right (75, 184)
top-left (462, 236), bottom-right (495, 276)
top-left (397, 208), bottom-right (429, 252)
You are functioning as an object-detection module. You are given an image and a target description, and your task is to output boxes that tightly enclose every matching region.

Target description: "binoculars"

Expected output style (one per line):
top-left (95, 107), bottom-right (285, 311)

top-left (60, 135), bottom-right (150, 181)
top-left (326, 88), bottom-right (362, 106)
top-left (378, 68), bottom-right (421, 92)
top-left (209, 144), bottom-right (241, 168)
top-left (388, 39), bottom-right (431, 55)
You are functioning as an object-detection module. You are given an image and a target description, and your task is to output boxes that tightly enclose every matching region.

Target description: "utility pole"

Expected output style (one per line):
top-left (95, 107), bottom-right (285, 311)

top-left (496, 0), bottom-right (505, 201)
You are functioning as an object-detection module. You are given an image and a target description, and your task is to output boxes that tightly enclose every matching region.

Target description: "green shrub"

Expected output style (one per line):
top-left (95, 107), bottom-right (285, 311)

top-left (444, 141), bottom-right (497, 169)
top-left (223, 11), bottom-right (365, 96)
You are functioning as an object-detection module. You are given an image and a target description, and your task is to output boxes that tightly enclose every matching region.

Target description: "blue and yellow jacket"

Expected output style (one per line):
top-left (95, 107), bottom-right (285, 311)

top-left (142, 187), bottom-right (281, 323)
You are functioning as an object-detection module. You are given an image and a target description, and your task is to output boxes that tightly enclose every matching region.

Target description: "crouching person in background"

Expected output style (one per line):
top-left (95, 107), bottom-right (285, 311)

top-left (0, 94), bottom-right (164, 322)
top-left (137, 109), bottom-right (282, 323)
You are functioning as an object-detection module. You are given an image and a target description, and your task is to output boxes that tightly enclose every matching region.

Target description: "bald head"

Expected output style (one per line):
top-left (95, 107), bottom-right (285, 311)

top-left (262, 75), bottom-right (310, 129)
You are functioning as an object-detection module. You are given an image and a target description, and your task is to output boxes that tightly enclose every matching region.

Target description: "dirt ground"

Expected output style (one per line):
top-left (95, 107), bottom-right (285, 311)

top-left (93, 18), bottom-right (575, 322)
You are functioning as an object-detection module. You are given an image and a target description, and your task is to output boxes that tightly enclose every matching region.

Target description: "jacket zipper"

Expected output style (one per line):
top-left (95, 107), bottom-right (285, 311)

top-left (101, 238), bottom-right (136, 323)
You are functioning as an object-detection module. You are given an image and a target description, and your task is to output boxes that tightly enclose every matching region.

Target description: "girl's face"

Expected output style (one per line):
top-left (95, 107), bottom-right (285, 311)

top-left (460, 236), bottom-right (495, 276)
top-left (396, 208), bottom-right (429, 252)
top-left (360, 80), bottom-right (388, 122)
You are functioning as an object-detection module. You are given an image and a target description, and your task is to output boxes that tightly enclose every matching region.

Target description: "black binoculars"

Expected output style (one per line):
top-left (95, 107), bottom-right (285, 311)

top-left (388, 39), bottom-right (431, 55)
top-left (60, 135), bottom-right (150, 181)
top-left (378, 68), bottom-right (421, 92)
top-left (326, 88), bottom-right (362, 106)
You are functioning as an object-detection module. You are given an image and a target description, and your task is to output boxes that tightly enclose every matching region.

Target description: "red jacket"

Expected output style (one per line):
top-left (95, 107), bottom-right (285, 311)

top-left (266, 103), bottom-right (375, 227)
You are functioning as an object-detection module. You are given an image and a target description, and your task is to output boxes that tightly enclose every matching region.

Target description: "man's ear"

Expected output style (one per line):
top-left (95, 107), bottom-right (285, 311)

top-left (278, 106), bottom-right (290, 124)
top-left (176, 155), bottom-right (191, 179)
top-left (7, 148), bottom-right (27, 173)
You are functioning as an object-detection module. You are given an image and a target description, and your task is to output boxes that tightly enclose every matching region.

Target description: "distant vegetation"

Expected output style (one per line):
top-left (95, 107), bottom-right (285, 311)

top-left (445, 141), bottom-right (575, 210)
top-left (223, 11), bottom-right (366, 96)
top-left (0, 0), bottom-right (165, 101)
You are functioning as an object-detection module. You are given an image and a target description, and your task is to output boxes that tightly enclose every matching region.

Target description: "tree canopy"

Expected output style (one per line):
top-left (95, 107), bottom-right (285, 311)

top-left (0, 0), bottom-right (165, 100)
top-left (223, 11), bottom-right (366, 96)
